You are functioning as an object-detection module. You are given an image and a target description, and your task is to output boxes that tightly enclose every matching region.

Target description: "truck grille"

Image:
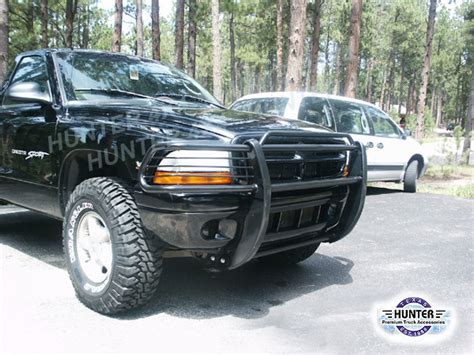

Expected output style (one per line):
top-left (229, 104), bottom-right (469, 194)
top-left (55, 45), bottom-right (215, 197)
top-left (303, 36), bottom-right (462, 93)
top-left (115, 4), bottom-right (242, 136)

top-left (266, 151), bottom-right (346, 182)
top-left (233, 134), bottom-right (349, 184)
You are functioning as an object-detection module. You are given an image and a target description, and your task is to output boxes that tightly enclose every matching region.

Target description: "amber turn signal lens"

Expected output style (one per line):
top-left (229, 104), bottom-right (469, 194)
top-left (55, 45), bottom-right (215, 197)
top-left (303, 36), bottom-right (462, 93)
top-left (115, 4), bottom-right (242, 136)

top-left (343, 166), bottom-right (350, 177)
top-left (153, 171), bottom-right (233, 185)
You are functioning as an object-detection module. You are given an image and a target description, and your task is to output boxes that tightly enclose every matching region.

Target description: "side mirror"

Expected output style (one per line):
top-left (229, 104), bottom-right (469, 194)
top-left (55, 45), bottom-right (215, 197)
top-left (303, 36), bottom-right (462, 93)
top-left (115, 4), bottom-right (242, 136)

top-left (404, 129), bottom-right (412, 137)
top-left (6, 82), bottom-right (52, 105)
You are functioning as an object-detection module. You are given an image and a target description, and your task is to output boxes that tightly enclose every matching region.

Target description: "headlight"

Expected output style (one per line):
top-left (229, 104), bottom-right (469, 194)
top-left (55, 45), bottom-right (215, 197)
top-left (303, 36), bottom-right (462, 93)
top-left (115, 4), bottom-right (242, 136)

top-left (153, 150), bottom-right (233, 185)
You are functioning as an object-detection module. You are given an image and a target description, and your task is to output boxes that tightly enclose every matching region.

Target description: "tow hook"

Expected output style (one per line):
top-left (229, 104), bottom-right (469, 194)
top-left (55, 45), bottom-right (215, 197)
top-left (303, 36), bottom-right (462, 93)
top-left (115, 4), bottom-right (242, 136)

top-left (205, 254), bottom-right (230, 271)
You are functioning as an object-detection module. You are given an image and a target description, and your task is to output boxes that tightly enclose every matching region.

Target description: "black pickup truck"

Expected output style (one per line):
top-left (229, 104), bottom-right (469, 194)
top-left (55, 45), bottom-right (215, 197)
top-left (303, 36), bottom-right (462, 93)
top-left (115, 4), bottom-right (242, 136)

top-left (0, 49), bottom-right (366, 314)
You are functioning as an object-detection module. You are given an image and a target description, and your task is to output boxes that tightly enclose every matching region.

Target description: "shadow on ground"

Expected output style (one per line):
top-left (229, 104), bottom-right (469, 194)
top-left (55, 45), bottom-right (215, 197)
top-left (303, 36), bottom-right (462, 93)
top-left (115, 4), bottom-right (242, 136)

top-left (366, 186), bottom-right (403, 196)
top-left (0, 209), bottom-right (64, 268)
top-left (0, 208), bottom-right (354, 320)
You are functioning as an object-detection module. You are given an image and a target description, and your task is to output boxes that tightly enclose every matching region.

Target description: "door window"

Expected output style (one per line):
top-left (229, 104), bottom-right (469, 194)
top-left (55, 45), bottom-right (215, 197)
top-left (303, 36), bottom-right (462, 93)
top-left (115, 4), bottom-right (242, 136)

top-left (297, 97), bottom-right (334, 129)
top-left (231, 97), bottom-right (288, 116)
top-left (366, 107), bottom-right (400, 138)
top-left (3, 56), bottom-right (50, 106)
top-left (330, 99), bottom-right (371, 134)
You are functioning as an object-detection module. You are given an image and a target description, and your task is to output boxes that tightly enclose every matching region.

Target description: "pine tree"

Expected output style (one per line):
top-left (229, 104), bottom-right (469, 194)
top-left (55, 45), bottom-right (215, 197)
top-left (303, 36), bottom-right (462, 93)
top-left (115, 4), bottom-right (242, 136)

top-left (286, 0), bottom-right (308, 91)
top-left (112, 0), bottom-right (122, 52)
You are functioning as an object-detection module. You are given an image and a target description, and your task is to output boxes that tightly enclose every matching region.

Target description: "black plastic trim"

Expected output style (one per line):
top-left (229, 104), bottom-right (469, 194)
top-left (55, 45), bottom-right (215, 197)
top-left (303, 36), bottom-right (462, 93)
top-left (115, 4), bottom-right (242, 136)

top-left (264, 222), bottom-right (327, 243)
top-left (255, 238), bottom-right (329, 258)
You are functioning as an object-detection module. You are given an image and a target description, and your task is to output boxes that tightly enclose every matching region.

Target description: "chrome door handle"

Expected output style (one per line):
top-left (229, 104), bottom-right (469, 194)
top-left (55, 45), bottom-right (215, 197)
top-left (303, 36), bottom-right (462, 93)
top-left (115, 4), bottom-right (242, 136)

top-left (366, 142), bottom-right (374, 149)
top-left (377, 143), bottom-right (384, 149)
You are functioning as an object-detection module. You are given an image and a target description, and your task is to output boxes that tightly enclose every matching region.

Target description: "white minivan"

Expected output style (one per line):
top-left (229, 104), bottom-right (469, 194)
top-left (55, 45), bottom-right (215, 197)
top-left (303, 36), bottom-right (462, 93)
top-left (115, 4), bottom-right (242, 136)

top-left (230, 92), bottom-right (428, 192)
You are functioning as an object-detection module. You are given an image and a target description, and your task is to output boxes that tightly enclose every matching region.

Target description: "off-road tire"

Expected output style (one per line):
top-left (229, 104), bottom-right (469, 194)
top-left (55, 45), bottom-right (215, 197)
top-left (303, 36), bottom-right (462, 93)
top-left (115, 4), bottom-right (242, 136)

top-left (63, 177), bottom-right (163, 314)
top-left (403, 160), bottom-right (418, 193)
top-left (259, 243), bottom-right (320, 265)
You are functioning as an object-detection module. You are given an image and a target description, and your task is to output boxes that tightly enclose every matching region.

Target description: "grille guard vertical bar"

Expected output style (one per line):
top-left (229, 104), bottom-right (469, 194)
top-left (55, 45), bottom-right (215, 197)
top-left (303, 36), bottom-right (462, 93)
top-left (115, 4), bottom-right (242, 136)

top-left (229, 139), bottom-right (272, 269)
top-left (326, 140), bottom-right (367, 243)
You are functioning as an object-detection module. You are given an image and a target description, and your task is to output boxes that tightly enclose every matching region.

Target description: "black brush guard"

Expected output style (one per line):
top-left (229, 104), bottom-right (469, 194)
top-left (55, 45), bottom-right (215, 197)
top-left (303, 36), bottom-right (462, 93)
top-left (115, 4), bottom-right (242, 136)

top-left (138, 131), bottom-right (366, 269)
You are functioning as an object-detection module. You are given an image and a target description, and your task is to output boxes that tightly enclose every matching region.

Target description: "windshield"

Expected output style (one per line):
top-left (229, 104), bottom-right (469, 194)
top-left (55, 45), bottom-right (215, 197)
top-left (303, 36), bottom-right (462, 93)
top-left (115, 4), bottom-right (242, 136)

top-left (55, 51), bottom-right (220, 106)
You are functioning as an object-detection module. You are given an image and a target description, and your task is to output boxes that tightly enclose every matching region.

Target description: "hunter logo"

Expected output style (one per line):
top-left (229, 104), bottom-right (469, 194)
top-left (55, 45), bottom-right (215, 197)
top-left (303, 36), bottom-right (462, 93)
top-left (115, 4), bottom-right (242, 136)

top-left (12, 149), bottom-right (49, 160)
top-left (375, 295), bottom-right (454, 343)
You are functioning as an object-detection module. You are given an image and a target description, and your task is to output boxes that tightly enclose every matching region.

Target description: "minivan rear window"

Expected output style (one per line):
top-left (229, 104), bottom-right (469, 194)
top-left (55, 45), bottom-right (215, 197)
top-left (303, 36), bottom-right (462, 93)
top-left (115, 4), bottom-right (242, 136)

top-left (231, 97), bottom-right (289, 116)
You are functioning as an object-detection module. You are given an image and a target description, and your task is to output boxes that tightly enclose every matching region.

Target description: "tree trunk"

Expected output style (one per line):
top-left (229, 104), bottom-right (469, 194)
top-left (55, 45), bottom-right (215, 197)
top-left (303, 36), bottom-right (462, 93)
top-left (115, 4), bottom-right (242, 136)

top-left (229, 11), bottom-right (237, 101)
top-left (398, 58), bottom-right (405, 115)
top-left (65, 0), bottom-right (78, 48)
top-left (303, 49), bottom-right (310, 90)
top-left (462, 64), bottom-right (473, 162)
top-left (430, 87), bottom-right (436, 116)
top-left (0, 0), bottom-right (7, 84)
top-left (460, 77), bottom-right (466, 127)
top-left (386, 9), bottom-right (399, 112)
top-left (344, 0), bottom-right (362, 98)
top-left (415, 0), bottom-right (437, 140)
top-left (187, 0), bottom-right (196, 76)
top-left (276, 0), bottom-right (284, 91)
top-left (211, 0), bottom-right (222, 101)
top-left (112, 0), bottom-right (122, 52)
top-left (40, 0), bottom-right (48, 48)
top-left (414, 81), bottom-right (420, 114)
top-left (77, 5), bottom-right (82, 48)
top-left (237, 59), bottom-right (244, 97)
top-left (151, 0), bottom-right (161, 60)
top-left (455, 69), bottom-right (462, 121)
top-left (324, 24), bottom-right (331, 93)
top-left (332, 43), bottom-right (342, 95)
top-left (365, 58), bottom-right (373, 102)
top-left (175, 0), bottom-right (185, 69)
top-left (136, 0), bottom-right (144, 56)
top-left (309, 0), bottom-right (321, 90)
top-left (386, 68), bottom-right (394, 110)
top-left (82, 2), bottom-right (90, 48)
top-left (379, 71), bottom-right (387, 109)
top-left (386, 53), bottom-right (396, 111)
top-left (436, 91), bottom-right (443, 128)
top-left (285, 0), bottom-right (308, 91)
top-left (23, 0), bottom-right (36, 47)
top-left (407, 77), bottom-right (414, 115)
top-left (269, 51), bottom-right (277, 91)
top-left (254, 64), bottom-right (261, 93)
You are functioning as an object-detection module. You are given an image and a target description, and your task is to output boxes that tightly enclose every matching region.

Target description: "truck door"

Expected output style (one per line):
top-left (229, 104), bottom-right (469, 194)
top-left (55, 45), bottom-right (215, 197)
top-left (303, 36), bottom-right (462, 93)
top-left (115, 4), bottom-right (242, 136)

top-left (0, 55), bottom-right (60, 216)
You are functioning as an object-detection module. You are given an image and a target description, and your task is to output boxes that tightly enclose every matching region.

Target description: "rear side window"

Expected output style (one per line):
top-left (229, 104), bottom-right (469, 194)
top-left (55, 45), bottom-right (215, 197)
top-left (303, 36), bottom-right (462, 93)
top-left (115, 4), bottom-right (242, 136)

top-left (297, 97), bottom-right (334, 129)
top-left (365, 106), bottom-right (400, 138)
top-left (231, 97), bottom-right (288, 116)
top-left (330, 99), bottom-right (371, 134)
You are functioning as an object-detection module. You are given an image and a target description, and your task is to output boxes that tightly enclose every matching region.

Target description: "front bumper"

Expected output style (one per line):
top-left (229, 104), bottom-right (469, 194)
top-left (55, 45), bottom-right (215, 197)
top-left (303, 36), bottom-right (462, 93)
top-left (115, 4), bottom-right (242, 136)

top-left (136, 131), bottom-right (367, 269)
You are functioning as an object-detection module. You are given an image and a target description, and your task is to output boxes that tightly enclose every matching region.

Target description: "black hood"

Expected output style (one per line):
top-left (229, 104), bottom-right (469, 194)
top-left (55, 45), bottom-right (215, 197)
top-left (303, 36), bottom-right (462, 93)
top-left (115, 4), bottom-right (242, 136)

top-left (66, 100), bottom-right (332, 141)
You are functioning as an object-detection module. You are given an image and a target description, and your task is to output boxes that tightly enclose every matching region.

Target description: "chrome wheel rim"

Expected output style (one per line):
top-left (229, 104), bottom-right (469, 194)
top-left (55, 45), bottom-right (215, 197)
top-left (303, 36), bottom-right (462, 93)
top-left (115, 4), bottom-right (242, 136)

top-left (76, 211), bottom-right (113, 284)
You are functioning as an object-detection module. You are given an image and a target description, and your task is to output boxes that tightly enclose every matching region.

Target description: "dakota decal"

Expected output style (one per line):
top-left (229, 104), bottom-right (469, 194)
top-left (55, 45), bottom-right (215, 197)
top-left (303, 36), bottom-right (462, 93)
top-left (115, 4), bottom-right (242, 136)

top-left (12, 149), bottom-right (50, 160)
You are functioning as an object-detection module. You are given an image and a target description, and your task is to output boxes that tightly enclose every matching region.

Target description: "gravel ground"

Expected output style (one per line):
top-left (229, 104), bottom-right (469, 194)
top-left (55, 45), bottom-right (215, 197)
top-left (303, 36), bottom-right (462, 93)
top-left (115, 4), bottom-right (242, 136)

top-left (421, 137), bottom-right (473, 165)
top-left (0, 188), bottom-right (473, 353)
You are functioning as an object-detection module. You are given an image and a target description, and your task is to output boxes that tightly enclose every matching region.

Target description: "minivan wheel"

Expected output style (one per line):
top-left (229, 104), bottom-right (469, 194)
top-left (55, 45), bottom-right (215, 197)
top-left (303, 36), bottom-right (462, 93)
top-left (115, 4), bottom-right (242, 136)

top-left (403, 160), bottom-right (418, 193)
top-left (63, 177), bottom-right (163, 314)
top-left (259, 243), bottom-right (320, 265)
